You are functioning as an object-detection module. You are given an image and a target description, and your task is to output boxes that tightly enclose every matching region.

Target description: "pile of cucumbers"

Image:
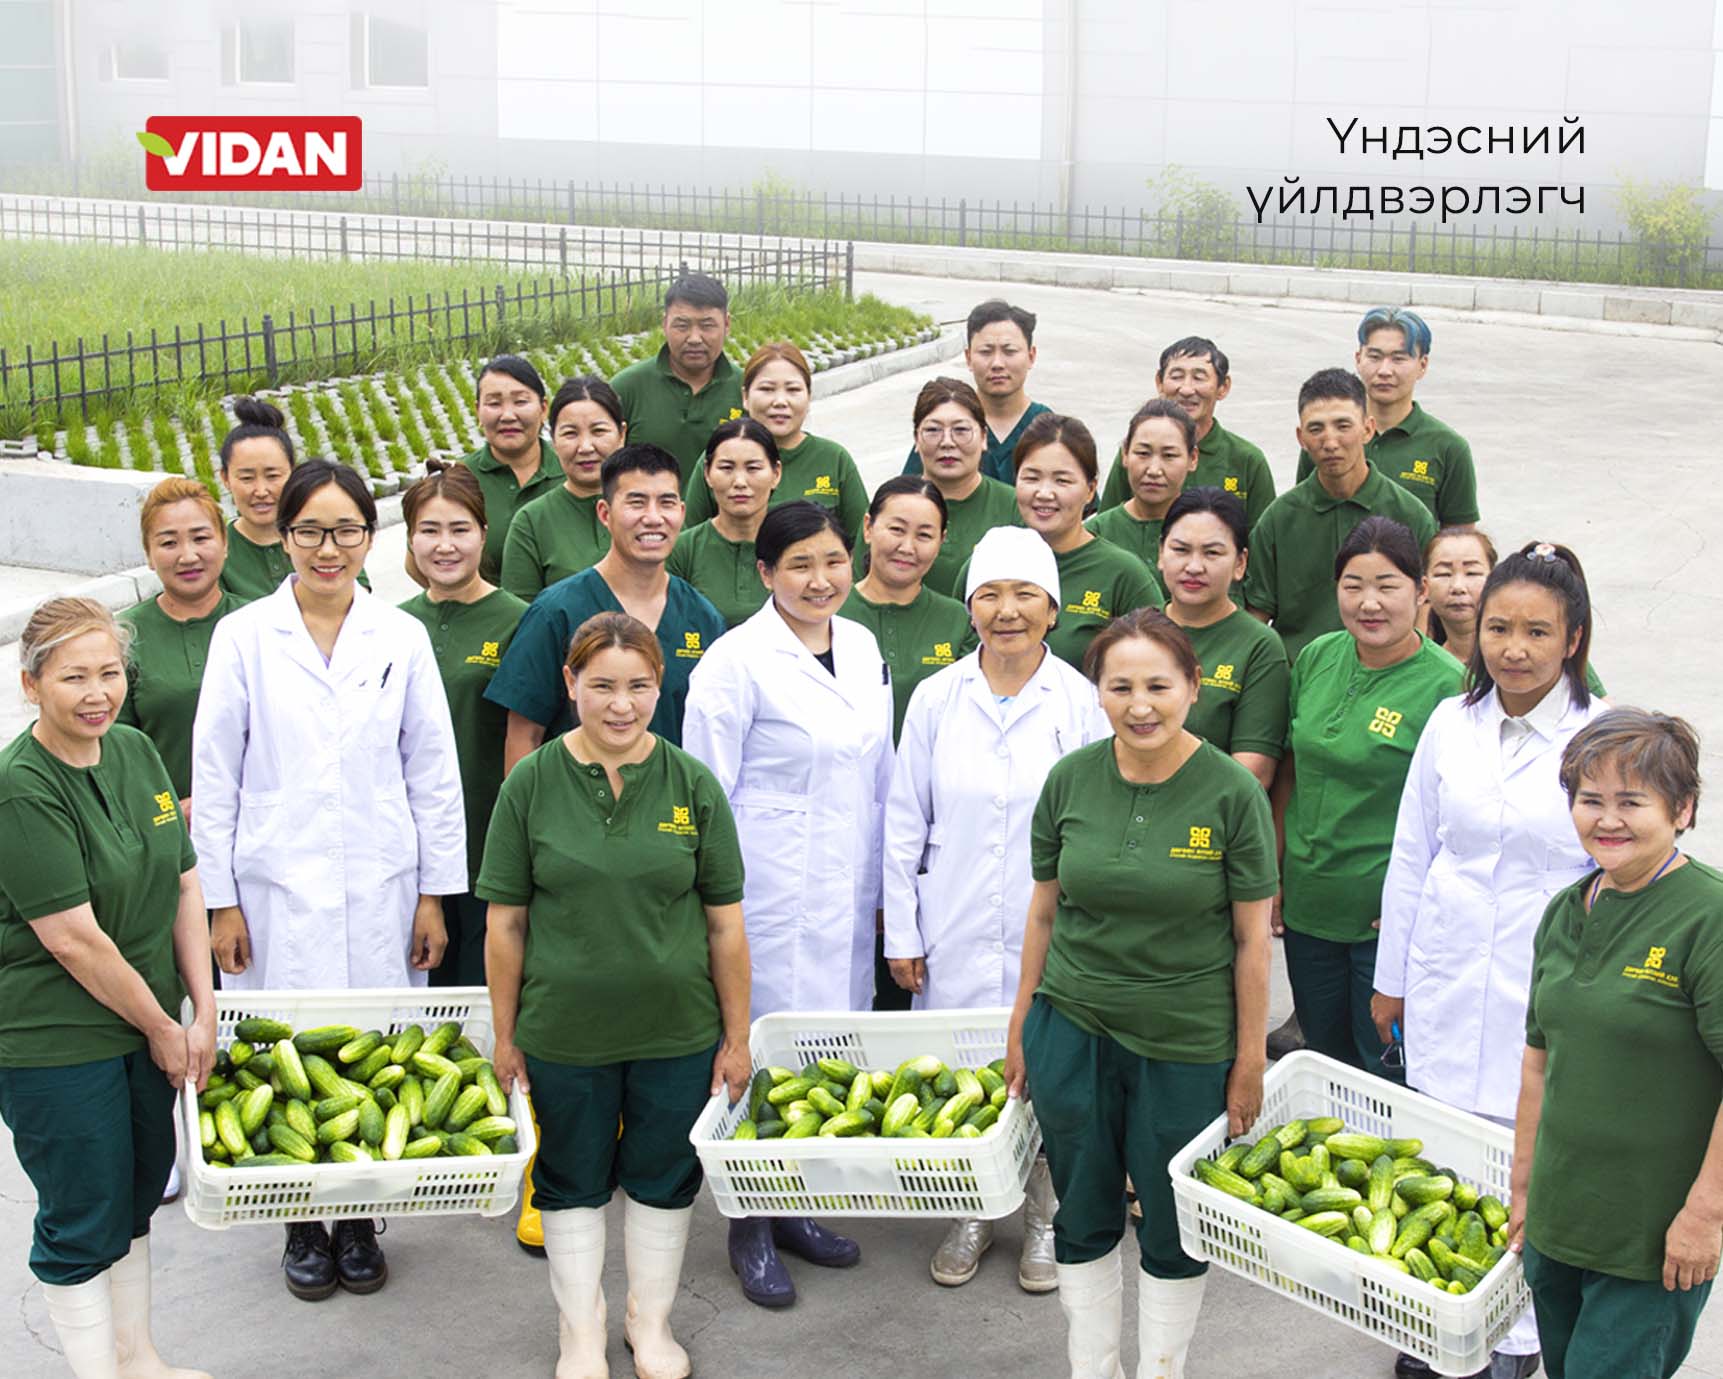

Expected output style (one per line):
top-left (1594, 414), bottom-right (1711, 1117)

top-left (729, 1055), bottom-right (1011, 1142)
top-left (1192, 1119), bottom-right (1512, 1295)
top-left (196, 1017), bottom-right (519, 1169)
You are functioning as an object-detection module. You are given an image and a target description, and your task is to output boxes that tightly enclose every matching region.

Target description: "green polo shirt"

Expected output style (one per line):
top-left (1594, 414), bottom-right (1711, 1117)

top-left (685, 432), bottom-right (868, 534)
top-left (483, 567), bottom-right (725, 747)
top-left (460, 439), bottom-right (564, 585)
top-left (0, 725), bottom-right (194, 1068)
top-left (1295, 403), bottom-right (1479, 527)
top-left (914, 477), bottom-right (1024, 600)
top-left (1525, 862), bottom-right (1723, 1282)
top-left (666, 521), bottom-right (767, 630)
top-left (477, 735), bottom-right (745, 1066)
top-left (1084, 506), bottom-right (1168, 597)
top-left (219, 523), bottom-right (369, 601)
top-left (1100, 419), bottom-right (1276, 528)
top-left (1281, 631), bottom-right (1464, 945)
top-left (1242, 465), bottom-right (1439, 665)
top-left (902, 400), bottom-right (1052, 484)
top-left (398, 587), bottom-right (528, 886)
top-left (611, 346), bottom-right (744, 478)
top-left (499, 486), bottom-right (610, 604)
top-left (1031, 738), bottom-right (1278, 1062)
top-left (115, 592), bottom-right (244, 800)
top-left (961, 537), bottom-right (1164, 672)
top-left (839, 585), bottom-right (977, 742)
top-left (1180, 609), bottom-right (1291, 759)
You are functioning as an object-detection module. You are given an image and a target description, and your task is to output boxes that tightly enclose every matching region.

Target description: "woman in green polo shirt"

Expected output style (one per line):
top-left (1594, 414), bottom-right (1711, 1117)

top-left (1511, 709), bottom-right (1723, 1379)
top-left (912, 377), bottom-right (1022, 598)
top-left (218, 396), bottom-right (299, 601)
top-left (667, 417), bottom-right (782, 627)
top-left (118, 477), bottom-right (244, 811)
top-left (1157, 487), bottom-right (1289, 790)
top-left (1002, 412), bottom-right (1163, 671)
top-left (1085, 399), bottom-right (1200, 590)
top-left (481, 611), bottom-right (750, 1379)
top-left (1007, 607), bottom-right (1276, 1379)
top-left (0, 597), bottom-right (216, 1379)
top-left (1272, 516), bottom-right (1464, 1077)
top-left (500, 376), bottom-right (625, 603)
top-left (461, 354), bottom-right (563, 584)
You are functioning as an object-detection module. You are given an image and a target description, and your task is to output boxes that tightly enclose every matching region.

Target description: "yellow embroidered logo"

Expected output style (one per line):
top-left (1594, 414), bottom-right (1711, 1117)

top-left (1169, 824), bottom-right (1224, 862)
top-left (657, 805), bottom-right (699, 837)
top-left (674, 631), bottom-right (704, 660)
top-left (151, 791), bottom-right (178, 826)
top-left (465, 638), bottom-right (504, 668)
top-left (1223, 477), bottom-right (1240, 492)
top-left (805, 475), bottom-right (837, 497)
top-left (1065, 590), bottom-right (1108, 618)
top-left (921, 640), bottom-right (956, 667)
top-left (1398, 459), bottom-right (1437, 486)
top-left (727, 408), bottom-right (743, 420)
top-left (1413, 461), bottom-right (1429, 476)
top-left (1368, 707), bottom-right (1404, 738)
top-left (1624, 945), bottom-right (1679, 989)
top-left (1202, 662), bottom-right (1242, 693)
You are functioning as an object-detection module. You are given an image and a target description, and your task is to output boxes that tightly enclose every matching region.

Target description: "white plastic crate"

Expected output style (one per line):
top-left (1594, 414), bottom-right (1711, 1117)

top-left (691, 1008), bottom-right (1040, 1219)
top-left (181, 987), bottom-right (534, 1230)
top-left (1169, 1050), bottom-right (1531, 1377)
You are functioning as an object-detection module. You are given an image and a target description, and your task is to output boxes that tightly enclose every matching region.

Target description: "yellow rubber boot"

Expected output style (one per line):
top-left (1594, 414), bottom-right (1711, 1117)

top-left (517, 1101), bottom-right (546, 1256)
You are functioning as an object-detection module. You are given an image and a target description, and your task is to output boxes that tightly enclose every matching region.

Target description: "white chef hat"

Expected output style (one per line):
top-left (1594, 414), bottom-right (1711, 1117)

top-left (964, 526), bottom-right (1060, 608)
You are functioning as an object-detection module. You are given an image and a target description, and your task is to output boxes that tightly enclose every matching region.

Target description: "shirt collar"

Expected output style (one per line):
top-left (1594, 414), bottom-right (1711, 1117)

top-left (470, 438), bottom-right (557, 481)
top-left (1308, 462), bottom-right (1384, 513)
top-left (1499, 680), bottom-right (1571, 744)
top-left (653, 344), bottom-right (737, 386)
top-left (1378, 401), bottom-right (1427, 440)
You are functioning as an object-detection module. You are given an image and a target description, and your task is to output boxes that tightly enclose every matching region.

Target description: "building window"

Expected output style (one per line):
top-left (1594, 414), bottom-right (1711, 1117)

top-left (110, 39), bottom-right (168, 82)
top-left (351, 14), bottom-right (428, 89)
top-left (224, 19), bottom-right (294, 85)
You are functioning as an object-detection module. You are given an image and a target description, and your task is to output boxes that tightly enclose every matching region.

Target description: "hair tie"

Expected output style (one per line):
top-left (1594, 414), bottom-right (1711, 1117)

top-left (1528, 542), bottom-right (1559, 563)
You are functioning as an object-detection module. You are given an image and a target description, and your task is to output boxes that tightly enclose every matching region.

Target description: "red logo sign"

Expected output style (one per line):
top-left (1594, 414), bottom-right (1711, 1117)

top-left (139, 117), bottom-right (363, 191)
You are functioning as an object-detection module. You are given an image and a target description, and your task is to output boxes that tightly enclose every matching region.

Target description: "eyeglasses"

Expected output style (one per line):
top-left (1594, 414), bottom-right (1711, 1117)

top-left (286, 523), bottom-right (372, 549)
top-left (918, 423), bottom-right (978, 444)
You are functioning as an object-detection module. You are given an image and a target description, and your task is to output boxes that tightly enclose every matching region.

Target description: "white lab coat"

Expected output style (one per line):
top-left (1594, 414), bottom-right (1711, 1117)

top-left (682, 601), bottom-right (894, 1019)
top-left (1376, 687), bottom-right (1608, 1118)
top-left (883, 648), bottom-right (1108, 1010)
top-left (191, 580), bottom-right (467, 991)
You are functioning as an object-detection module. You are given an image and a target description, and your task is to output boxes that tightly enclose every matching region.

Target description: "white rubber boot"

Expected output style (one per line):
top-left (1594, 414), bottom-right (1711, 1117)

top-left (110, 1240), bottom-right (210, 1379)
top-left (542, 1207), bottom-right (609, 1379)
top-left (40, 1274), bottom-right (118, 1379)
top-left (1055, 1243), bottom-right (1126, 1379)
top-left (622, 1200), bottom-right (692, 1379)
top-left (1136, 1273), bottom-right (1206, 1379)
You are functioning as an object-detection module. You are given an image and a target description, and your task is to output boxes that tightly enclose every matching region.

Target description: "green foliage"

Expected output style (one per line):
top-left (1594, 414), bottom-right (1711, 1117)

top-left (1145, 164), bottom-right (1241, 260)
top-left (1615, 178), bottom-right (1716, 282)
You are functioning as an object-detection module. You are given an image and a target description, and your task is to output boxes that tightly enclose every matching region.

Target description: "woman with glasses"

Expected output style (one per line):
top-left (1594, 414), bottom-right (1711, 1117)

top-left (908, 377), bottom-right (1022, 599)
top-left (192, 459), bottom-right (466, 1302)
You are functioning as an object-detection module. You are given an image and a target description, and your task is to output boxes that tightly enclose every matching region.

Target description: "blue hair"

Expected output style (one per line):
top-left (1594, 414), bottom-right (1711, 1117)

top-left (1357, 306), bottom-right (1431, 358)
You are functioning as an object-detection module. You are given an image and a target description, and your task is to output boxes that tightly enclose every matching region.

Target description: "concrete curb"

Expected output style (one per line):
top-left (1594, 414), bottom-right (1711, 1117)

top-left (854, 243), bottom-right (1723, 338)
top-left (812, 325), bottom-right (964, 398)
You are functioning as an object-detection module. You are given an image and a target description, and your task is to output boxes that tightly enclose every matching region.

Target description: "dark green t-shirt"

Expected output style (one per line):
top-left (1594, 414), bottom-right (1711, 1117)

top-left (686, 433), bottom-right (868, 534)
top-left (902, 401), bottom-right (1052, 483)
top-left (1281, 631), bottom-right (1464, 944)
top-left (116, 592), bottom-right (244, 800)
top-left (1242, 465), bottom-right (1439, 665)
top-left (220, 522), bottom-right (369, 601)
top-left (839, 584), bottom-right (977, 742)
top-left (1031, 738), bottom-right (1279, 1062)
top-left (398, 588), bottom-right (529, 885)
top-left (1100, 419), bottom-right (1276, 529)
top-left (920, 477), bottom-right (1023, 600)
top-left (0, 726), bottom-right (194, 1068)
top-left (460, 440), bottom-right (565, 585)
top-left (1181, 609), bottom-right (1291, 760)
top-left (666, 521), bottom-right (767, 630)
top-left (1295, 403), bottom-right (1480, 528)
top-left (1084, 506), bottom-right (1167, 597)
top-left (477, 736), bottom-right (745, 1066)
top-left (483, 567), bottom-right (726, 747)
top-left (499, 486), bottom-right (610, 604)
top-left (611, 346), bottom-right (744, 478)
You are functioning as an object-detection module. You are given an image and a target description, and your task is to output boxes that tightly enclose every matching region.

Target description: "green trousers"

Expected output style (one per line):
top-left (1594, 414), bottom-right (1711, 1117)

top-left (430, 892), bottom-right (488, 989)
top-left (1523, 1239), bottom-right (1711, 1379)
top-left (525, 1042), bottom-right (717, 1212)
top-left (1282, 929), bottom-right (1402, 1082)
top-left (1021, 995), bottom-right (1227, 1277)
top-left (0, 1051), bottom-right (176, 1285)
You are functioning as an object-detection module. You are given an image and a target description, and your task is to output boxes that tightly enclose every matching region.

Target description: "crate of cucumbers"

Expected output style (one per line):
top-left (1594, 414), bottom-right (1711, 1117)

top-left (180, 989), bottom-right (535, 1230)
top-left (690, 1009), bottom-right (1039, 1220)
top-left (1169, 1050), bottom-right (1530, 1377)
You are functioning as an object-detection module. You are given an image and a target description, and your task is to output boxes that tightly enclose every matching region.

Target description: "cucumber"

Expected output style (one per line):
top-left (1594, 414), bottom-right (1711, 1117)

top-left (935, 1090), bottom-right (979, 1130)
top-left (1391, 1216), bottom-right (1435, 1259)
top-left (464, 1115), bottom-right (516, 1143)
top-left (446, 1132), bottom-right (493, 1156)
top-left (382, 1104), bottom-right (410, 1160)
top-left (1257, 1183), bottom-right (1287, 1214)
top-left (757, 1121), bottom-right (787, 1140)
top-left (368, 1064), bottom-right (407, 1093)
top-left (1404, 1247), bottom-right (1439, 1283)
top-left (1369, 1208), bottom-right (1398, 1256)
top-left (1324, 1132), bottom-right (1389, 1162)
top-left (881, 1093), bottom-right (919, 1137)
top-left (301, 1053), bottom-right (344, 1101)
top-left (349, 1047), bottom-right (394, 1085)
top-left (199, 1110), bottom-right (217, 1150)
top-left (732, 1120), bottom-right (758, 1141)
top-left (845, 1073), bottom-right (872, 1114)
top-left (272, 1040), bottom-right (313, 1102)
top-left (328, 1141), bottom-right (373, 1163)
top-left (238, 1085), bottom-right (274, 1136)
top-left (423, 1070), bottom-right (462, 1128)
top-left (422, 1021), bottom-right (463, 1057)
top-left (1385, 1137), bottom-right (1424, 1158)
top-left (373, 1086), bottom-right (397, 1113)
top-left (215, 1099), bottom-right (249, 1158)
top-left (954, 1068), bottom-right (984, 1104)
top-left (784, 1114), bottom-right (822, 1139)
top-left (267, 1123), bottom-right (317, 1163)
top-left (293, 1025), bottom-right (360, 1055)
top-left (807, 1087), bottom-right (847, 1119)
top-left (389, 1024), bottom-right (426, 1065)
top-left (249, 1126), bottom-right (271, 1155)
top-left (747, 1069), bottom-right (775, 1122)
top-left (766, 1077), bottom-right (816, 1107)
top-left (885, 1065), bottom-right (923, 1107)
top-left (1336, 1158), bottom-right (1370, 1190)
top-left (817, 1109), bottom-right (874, 1137)
top-left (234, 1017), bottom-right (294, 1045)
top-left (470, 1063), bottom-right (506, 1117)
top-left (445, 1085), bottom-right (489, 1132)
top-left (976, 1067), bottom-right (1005, 1099)
top-left (1350, 1205), bottom-right (1374, 1237)
top-left (399, 1075), bottom-right (425, 1128)
top-left (411, 1051), bottom-right (461, 1083)
top-left (228, 1042), bottom-right (254, 1068)
top-left (1193, 1159), bottom-right (1258, 1201)
top-left (233, 1068), bottom-right (264, 1092)
top-left (1215, 1143), bottom-right (1250, 1174)
top-left (1274, 1119), bottom-right (1309, 1150)
top-left (1237, 1132), bottom-right (1282, 1179)
top-left (1459, 1214), bottom-right (1490, 1261)
top-left (764, 1066), bottom-right (797, 1086)
top-left (337, 1030), bottom-right (384, 1066)
top-left (870, 1070), bottom-right (896, 1100)
top-left (455, 1057), bottom-right (488, 1084)
top-left (1397, 1175), bottom-right (1455, 1207)
top-left (1306, 1117), bottom-right (1345, 1137)
top-left (314, 1093), bottom-right (362, 1123)
top-left (1452, 1181), bottom-right (1481, 1212)
top-left (402, 1133), bottom-right (444, 1159)
top-left (1282, 1152), bottom-right (1322, 1194)
top-left (1297, 1211), bottom-right (1351, 1238)
top-left (964, 1105), bottom-right (1000, 1134)
top-left (358, 1098), bottom-right (386, 1147)
top-left (317, 1109), bottom-right (361, 1145)
top-left (199, 1083), bottom-right (239, 1110)
top-left (284, 1099), bottom-right (318, 1144)
top-left (1259, 1173), bottom-right (1301, 1210)
top-left (1478, 1196), bottom-right (1509, 1231)
top-left (1301, 1187), bottom-right (1363, 1213)
top-left (816, 1057), bottom-right (860, 1085)
top-left (1367, 1156), bottom-right (1397, 1213)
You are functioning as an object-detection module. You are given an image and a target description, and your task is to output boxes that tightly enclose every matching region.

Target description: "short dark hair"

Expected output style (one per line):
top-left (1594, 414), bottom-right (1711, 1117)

top-left (1560, 708), bottom-right (1702, 831)
top-left (1161, 486), bottom-right (1250, 555)
top-left (476, 354), bottom-right (546, 403)
top-left (1123, 397), bottom-right (1197, 455)
top-left (665, 272), bottom-right (728, 314)
top-left (1158, 337), bottom-right (1230, 385)
top-left (549, 374), bottom-right (625, 431)
top-left (867, 474), bottom-right (948, 531)
top-left (756, 500), bottom-right (852, 569)
top-left (1464, 541), bottom-right (1594, 711)
top-left (966, 298), bottom-right (1036, 346)
top-left (703, 416), bottom-right (780, 470)
top-left (1083, 606), bottom-right (1200, 687)
top-left (600, 443), bottom-right (683, 503)
top-left (1298, 367), bottom-right (1368, 416)
top-left (1015, 412), bottom-right (1098, 484)
top-left (912, 376), bottom-right (985, 431)
top-left (276, 458), bottom-right (377, 534)
top-left (1358, 306), bottom-right (1432, 358)
top-left (220, 396), bottom-right (295, 472)
top-left (1333, 515), bottom-right (1422, 583)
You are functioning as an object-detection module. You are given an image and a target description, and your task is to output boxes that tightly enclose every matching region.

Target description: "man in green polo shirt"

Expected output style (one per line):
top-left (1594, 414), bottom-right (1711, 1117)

top-left (1245, 369), bottom-right (1438, 663)
top-left (611, 273), bottom-right (744, 480)
top-left (903, 299), bottom-right (1049, 482)
top-left (1294, 307), bottom-right (1480, 528)
top-left (1099, 337), bottom-right (1276, 526)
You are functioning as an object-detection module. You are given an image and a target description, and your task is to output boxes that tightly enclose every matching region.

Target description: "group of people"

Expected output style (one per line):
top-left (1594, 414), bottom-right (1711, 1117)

top-left (0, 269), bottom-right (1716, 1379)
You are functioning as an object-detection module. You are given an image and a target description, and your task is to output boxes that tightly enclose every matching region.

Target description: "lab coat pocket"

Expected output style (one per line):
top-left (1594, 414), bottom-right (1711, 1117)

top-left (369, 786), bottom-right (418, 885)
top-left (233, 789), bottom-right (287, 881)
top-left (732, 788), bottom-right (809, 931)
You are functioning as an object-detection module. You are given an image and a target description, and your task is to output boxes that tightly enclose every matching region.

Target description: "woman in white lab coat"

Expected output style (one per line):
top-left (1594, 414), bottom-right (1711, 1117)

top-left (683, 500), bottom-right (894, 1312)
top-left (884, 524), bottom-right (1106, 1293)
top-left (1373, 542), bottom-right (1605, 1379)
top-left (192, 459), bottom-right (466, 1301)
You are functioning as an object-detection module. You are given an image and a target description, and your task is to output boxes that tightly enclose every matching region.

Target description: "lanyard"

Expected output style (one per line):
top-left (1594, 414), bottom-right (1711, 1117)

top-left (1588, 847), bottom-right (1681, 909)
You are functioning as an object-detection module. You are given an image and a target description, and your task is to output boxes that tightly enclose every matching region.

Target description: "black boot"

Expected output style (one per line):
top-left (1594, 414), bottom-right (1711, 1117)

top-left (282, 1222), bottom-right (337, 1301)
top-left (332, 1218), bottom-right (388, 1294)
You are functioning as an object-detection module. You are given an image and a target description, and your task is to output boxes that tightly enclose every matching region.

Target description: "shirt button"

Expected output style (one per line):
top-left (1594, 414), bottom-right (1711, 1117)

top-left (995, 744), bottom-right (1009, 758)
top-left (1127, 840), bottom-right (1138, 849)
top-left (991, 844), bottom-right (1004, 858)
top-left (993, 795), bottom-right (1007, 809)
top-left (988, 894), bottom-right (1001, 907)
